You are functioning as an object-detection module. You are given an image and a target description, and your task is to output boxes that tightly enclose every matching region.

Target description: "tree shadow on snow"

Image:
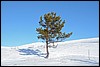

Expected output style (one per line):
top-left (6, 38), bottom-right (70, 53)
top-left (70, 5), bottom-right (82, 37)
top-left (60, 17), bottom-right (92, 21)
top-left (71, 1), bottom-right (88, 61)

top-left (18, 49), bottom-right (46, 58)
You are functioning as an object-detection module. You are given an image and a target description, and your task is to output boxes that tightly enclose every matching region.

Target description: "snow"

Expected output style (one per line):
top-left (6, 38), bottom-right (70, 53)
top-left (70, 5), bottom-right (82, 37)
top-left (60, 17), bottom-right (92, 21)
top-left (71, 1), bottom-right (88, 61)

top-left (1, 37), bottom-right (99, 66)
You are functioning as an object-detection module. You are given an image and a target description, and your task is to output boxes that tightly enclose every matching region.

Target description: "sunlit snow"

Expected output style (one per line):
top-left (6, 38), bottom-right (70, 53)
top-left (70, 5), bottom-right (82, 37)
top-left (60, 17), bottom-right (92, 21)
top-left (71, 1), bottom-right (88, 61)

top-left (1, 37), bottom-right (99, 66)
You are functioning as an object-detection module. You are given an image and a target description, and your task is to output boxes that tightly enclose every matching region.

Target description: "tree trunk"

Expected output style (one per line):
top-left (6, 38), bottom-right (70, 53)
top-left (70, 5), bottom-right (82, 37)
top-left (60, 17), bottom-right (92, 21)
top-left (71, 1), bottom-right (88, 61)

top-left (45, 40), bottom-right (49, 58)
top-left (45, 22), bottom-right (49, 58)
top-left (53, 42), bottom-right (54, 46)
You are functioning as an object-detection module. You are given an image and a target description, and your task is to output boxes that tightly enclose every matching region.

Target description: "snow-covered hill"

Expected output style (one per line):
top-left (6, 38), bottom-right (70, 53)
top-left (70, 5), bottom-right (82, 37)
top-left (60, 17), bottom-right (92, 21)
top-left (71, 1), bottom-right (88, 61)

top-left (1, 37), bottom-right (99, 66)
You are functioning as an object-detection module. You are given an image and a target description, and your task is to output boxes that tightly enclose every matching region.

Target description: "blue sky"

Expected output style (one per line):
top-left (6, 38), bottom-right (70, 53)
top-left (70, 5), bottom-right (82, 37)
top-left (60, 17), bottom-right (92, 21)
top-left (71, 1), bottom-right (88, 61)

top-left (1, 1), bottom-right (99, 46)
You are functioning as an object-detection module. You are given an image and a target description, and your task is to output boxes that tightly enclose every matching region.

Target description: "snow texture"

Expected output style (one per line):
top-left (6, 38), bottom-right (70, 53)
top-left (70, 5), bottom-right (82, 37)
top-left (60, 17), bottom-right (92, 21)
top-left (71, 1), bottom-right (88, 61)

top-left (1, 37), bottom-right (99, 66)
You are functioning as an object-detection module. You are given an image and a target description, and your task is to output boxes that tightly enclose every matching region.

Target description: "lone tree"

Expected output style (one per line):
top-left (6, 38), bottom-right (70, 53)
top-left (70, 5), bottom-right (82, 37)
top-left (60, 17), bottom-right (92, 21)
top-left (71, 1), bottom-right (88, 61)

top-left (36, 12), bottom-right (72, 58)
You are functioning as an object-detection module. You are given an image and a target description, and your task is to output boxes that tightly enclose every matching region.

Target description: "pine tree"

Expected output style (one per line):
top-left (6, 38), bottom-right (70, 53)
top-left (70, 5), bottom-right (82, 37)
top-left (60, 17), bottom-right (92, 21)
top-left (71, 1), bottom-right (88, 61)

top-left (36, 12), bottom-right (72, 58)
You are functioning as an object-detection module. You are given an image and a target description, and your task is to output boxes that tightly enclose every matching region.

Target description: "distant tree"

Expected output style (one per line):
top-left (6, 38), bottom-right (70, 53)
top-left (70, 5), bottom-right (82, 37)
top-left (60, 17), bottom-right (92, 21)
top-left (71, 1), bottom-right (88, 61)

top-left (36, 12), bottom-right (72, 58)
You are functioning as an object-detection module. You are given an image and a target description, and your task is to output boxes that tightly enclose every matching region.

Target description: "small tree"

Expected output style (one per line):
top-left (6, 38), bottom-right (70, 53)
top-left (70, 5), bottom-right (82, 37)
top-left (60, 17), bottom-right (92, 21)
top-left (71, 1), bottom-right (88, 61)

top-left (36, 12), bottom-right (72, 58)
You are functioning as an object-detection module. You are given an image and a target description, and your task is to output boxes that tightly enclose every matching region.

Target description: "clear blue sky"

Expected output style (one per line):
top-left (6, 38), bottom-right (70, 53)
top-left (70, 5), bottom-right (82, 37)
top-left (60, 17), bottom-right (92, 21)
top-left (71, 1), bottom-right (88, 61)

top-left (1, 1), bottom-right (99, 47)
